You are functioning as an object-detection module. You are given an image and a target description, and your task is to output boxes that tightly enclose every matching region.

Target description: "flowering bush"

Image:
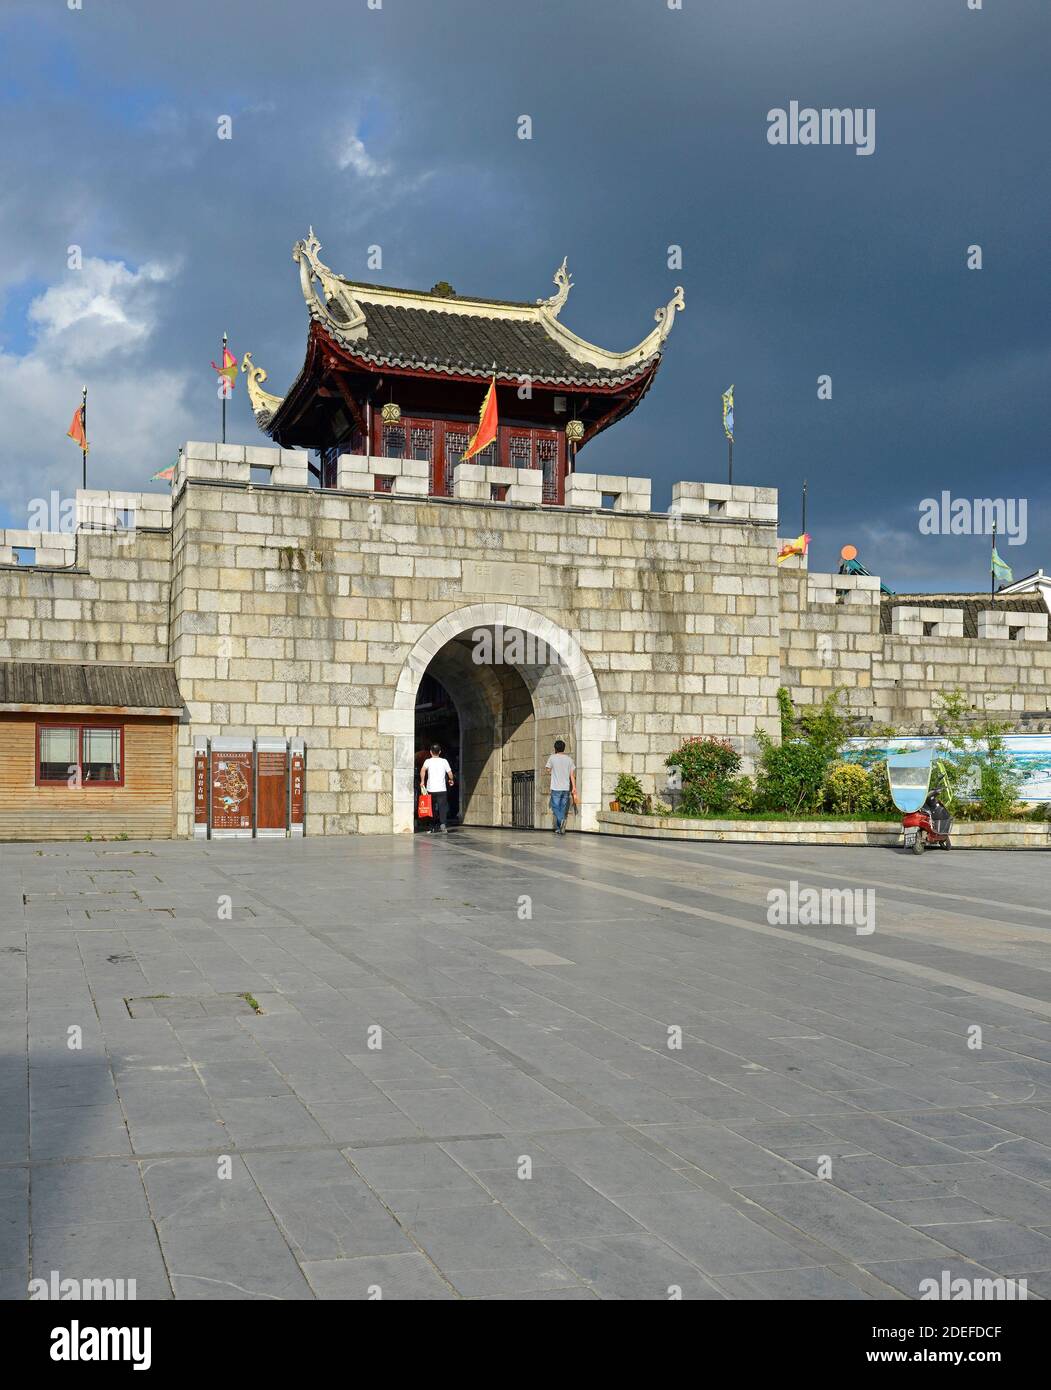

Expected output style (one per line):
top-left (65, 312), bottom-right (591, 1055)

top-left (666, 737), bottom-right (742, 814)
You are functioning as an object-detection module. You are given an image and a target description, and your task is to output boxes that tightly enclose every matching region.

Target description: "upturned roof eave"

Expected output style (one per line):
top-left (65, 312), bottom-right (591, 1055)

top-left (256, 232), bottom-right (685, 439)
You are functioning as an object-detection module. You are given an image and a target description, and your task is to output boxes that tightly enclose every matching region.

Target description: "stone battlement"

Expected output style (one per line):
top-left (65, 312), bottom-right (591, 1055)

top-left (1, 441), bottom-right (1047, 840)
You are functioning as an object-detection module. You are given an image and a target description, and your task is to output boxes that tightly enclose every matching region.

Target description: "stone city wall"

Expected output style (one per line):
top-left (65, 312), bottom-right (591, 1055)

top-left (2, 444), bottom-right (1048, 836)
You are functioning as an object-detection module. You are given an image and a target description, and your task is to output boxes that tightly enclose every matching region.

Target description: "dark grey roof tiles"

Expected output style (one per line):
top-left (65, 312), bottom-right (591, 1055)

top-left (341, 299), bottom-right (658, 387)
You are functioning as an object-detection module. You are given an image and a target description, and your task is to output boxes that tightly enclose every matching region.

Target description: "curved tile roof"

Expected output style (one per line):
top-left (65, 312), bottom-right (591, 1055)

top-left (341, 297), bottom-right (661, 387)
top-left (289, 230), bottom-right (684, 390)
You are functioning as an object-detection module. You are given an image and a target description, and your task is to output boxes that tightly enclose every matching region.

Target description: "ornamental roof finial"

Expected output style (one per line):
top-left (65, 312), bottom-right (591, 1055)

top-left (537, 256), bottom-right (572, 317)
top-left (291, 229), bottom-right (367, 340)
top-left (654, 285), bottom-right (685, 342)
top-left (240, 352), bottom-right (285, 429)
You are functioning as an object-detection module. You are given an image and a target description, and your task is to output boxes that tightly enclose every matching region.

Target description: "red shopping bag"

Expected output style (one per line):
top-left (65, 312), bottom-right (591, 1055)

top-left (417, 792), bottom-right (433, 818)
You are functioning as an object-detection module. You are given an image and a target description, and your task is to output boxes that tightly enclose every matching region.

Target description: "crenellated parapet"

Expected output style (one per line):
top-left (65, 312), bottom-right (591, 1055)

top-left (180, 442), bottom-right (309, 489)
top-left (673, 481), bottom-right (777, 525)
top-left (0, 529), bottom-right (76, 568)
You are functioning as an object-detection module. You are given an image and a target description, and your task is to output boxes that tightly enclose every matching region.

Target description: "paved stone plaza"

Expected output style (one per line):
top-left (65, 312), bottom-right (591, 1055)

top-left (4, 829), bottom-right (1051, 1300)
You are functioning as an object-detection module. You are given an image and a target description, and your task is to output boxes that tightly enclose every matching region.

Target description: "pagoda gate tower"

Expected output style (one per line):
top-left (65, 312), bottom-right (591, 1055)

top-left (241, 230), bottom-right (685, 502)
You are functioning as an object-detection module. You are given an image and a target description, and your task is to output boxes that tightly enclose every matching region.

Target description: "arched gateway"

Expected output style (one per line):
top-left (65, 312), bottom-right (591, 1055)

top-left (379, 604), bottom-right (615, 834)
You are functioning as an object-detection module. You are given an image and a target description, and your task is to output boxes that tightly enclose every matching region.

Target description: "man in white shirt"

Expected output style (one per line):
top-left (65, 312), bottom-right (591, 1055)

top-left (420, 744), bottom-right (454, 834)
top-left (544, 739), bottom-right (577, 835)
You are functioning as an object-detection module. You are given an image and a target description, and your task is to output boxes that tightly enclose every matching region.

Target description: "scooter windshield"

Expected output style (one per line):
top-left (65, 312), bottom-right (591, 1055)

top-left (886, 749), bottom-right (934, 812)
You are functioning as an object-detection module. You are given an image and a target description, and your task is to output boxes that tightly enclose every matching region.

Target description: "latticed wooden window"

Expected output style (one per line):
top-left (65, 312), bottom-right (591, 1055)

top-left (410, 426), bottom-right (432, 461)
top-left (439, 429), bottom-right (469, 495)
top-left (537, 436), bottom-right (558, 502)
top-left (383, 425), bottom-right (406, 458)
top-left (509, 434), bottom-right (533, 468)
top-left (374, 475), bottom-right (394, 493)
top-left (321, 447), bottom-right (338, 489)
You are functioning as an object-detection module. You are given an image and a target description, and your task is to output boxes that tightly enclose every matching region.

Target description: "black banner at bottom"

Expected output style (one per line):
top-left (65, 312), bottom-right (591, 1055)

top-left (13, 1296), bottom-right (1041, 1372)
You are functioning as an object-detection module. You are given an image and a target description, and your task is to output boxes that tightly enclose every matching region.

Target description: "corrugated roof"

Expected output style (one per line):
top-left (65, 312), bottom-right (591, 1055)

top-left (880, 594), bottom-right (1046, 637)
top-left (0, 662), bottom-right (183, 711)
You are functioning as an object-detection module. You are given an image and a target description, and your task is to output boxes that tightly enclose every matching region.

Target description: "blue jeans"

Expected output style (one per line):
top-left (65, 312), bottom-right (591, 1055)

top-left (550, 790), bottom-right (570, 828)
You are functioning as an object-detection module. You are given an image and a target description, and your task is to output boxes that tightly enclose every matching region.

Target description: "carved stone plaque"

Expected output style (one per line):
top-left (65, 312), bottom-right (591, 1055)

top-left (461, 559), bottom-right (540, 597)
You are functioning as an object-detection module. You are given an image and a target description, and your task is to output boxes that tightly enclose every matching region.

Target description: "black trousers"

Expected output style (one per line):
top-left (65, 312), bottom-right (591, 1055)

top-left (430, 790), bottom-right (449, 829)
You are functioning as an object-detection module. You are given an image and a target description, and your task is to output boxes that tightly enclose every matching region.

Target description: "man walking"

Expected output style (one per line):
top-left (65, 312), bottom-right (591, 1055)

top-left (544, 738), bottom-right (577, 835)
top-left (420, 744), bottom-right (454, 834)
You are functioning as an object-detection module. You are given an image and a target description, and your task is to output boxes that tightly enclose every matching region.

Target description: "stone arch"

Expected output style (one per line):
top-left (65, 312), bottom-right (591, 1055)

top-left (380, 603), bottom-right (613, 833)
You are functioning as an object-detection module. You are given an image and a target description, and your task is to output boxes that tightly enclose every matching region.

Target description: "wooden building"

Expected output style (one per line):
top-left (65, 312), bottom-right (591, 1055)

top-left (242, 231), bottom-right (685, 502)
top-left (0, 662), bottom-right (183, 841)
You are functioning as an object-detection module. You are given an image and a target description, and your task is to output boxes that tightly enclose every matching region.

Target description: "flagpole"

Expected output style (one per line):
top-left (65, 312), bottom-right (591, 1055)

top-left (802, 478), bottom-right (807, 535)
top-left (81, 385), bottom-right (87, 490)
top-left (728, 437), bottom-right (733, 485)
top-left (221, 331), bottom-right (228, 444)
top-left (991, 521), bottom-right (996, 596)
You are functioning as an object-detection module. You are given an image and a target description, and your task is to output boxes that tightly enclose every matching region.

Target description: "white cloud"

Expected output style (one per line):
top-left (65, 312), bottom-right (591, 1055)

top-left (336, 132), bottom-right (391, 179)
top-left (0, 257), bottom-right (194, 519)
top-left (28, 257), bottom-right (176, 364)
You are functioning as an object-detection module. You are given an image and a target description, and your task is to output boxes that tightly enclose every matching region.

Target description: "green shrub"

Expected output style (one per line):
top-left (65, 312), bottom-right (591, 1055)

top-left (933, 690), bottom-right (1024, 819)
top-left (679, 783), bottom-right (710, 816)
top-left (726, 775), bottom-right (755, 813)
top-left (823, 762), bottom-right (873, 815)
top-left (666, 737), bottom-right (742, 813)
top-left (975, 743), bottom-right (1024, 820)
top-left (754, 688), bottom-right (858, 814)
top-left (754, 735), bottom-right (829, 813)
top-left (613, 773), bottom-right (646, 813)
top-left (864, 760), bottom-right (896, 814)
top-left (822, 761), bottom-right (894, 816)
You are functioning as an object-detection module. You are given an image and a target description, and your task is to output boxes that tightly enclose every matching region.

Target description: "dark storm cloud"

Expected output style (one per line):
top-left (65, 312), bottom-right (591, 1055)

top-left (0, 0), bottom-right (1047, 590)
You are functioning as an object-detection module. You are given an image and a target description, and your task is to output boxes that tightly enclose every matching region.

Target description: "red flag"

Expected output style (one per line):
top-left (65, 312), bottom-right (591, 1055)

top-left (67, 404), bottom-right (88, 453)
top-left (462, 376), bottom-right (498, 462)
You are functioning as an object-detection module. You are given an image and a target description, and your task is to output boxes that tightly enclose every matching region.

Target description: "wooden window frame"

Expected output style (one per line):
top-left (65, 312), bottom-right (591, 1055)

top-left (35, 719), bottom-right (126, 789)
top-left (369, 416), bottom-right (567, 503)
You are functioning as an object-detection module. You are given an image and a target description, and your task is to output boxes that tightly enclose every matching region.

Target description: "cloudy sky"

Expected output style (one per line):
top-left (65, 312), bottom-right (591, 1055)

top-left (1, 0), bottom-right (1046, 590)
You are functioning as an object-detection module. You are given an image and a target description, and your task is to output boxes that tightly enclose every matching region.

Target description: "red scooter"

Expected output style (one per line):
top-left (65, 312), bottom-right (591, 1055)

top-left (901, 786), bottom-right (953, 853)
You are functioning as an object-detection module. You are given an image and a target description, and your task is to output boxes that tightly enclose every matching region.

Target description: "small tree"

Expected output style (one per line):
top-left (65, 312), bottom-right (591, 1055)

top-left (754, 688), bottom-right (855, 814)
top-left (797, 687), bottom-right (854, 761)
top-left (933, 691), bottom-right (1024, 820)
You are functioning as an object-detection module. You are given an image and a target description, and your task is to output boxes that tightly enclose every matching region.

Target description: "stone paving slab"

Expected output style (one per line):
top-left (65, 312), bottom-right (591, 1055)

top-left (4, 829), bottom-right (1051, 1299)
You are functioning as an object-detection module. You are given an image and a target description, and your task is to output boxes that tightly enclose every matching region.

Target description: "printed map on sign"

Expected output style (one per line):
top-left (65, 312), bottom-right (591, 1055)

top-left (212, 754), bottom-right (252, 829)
